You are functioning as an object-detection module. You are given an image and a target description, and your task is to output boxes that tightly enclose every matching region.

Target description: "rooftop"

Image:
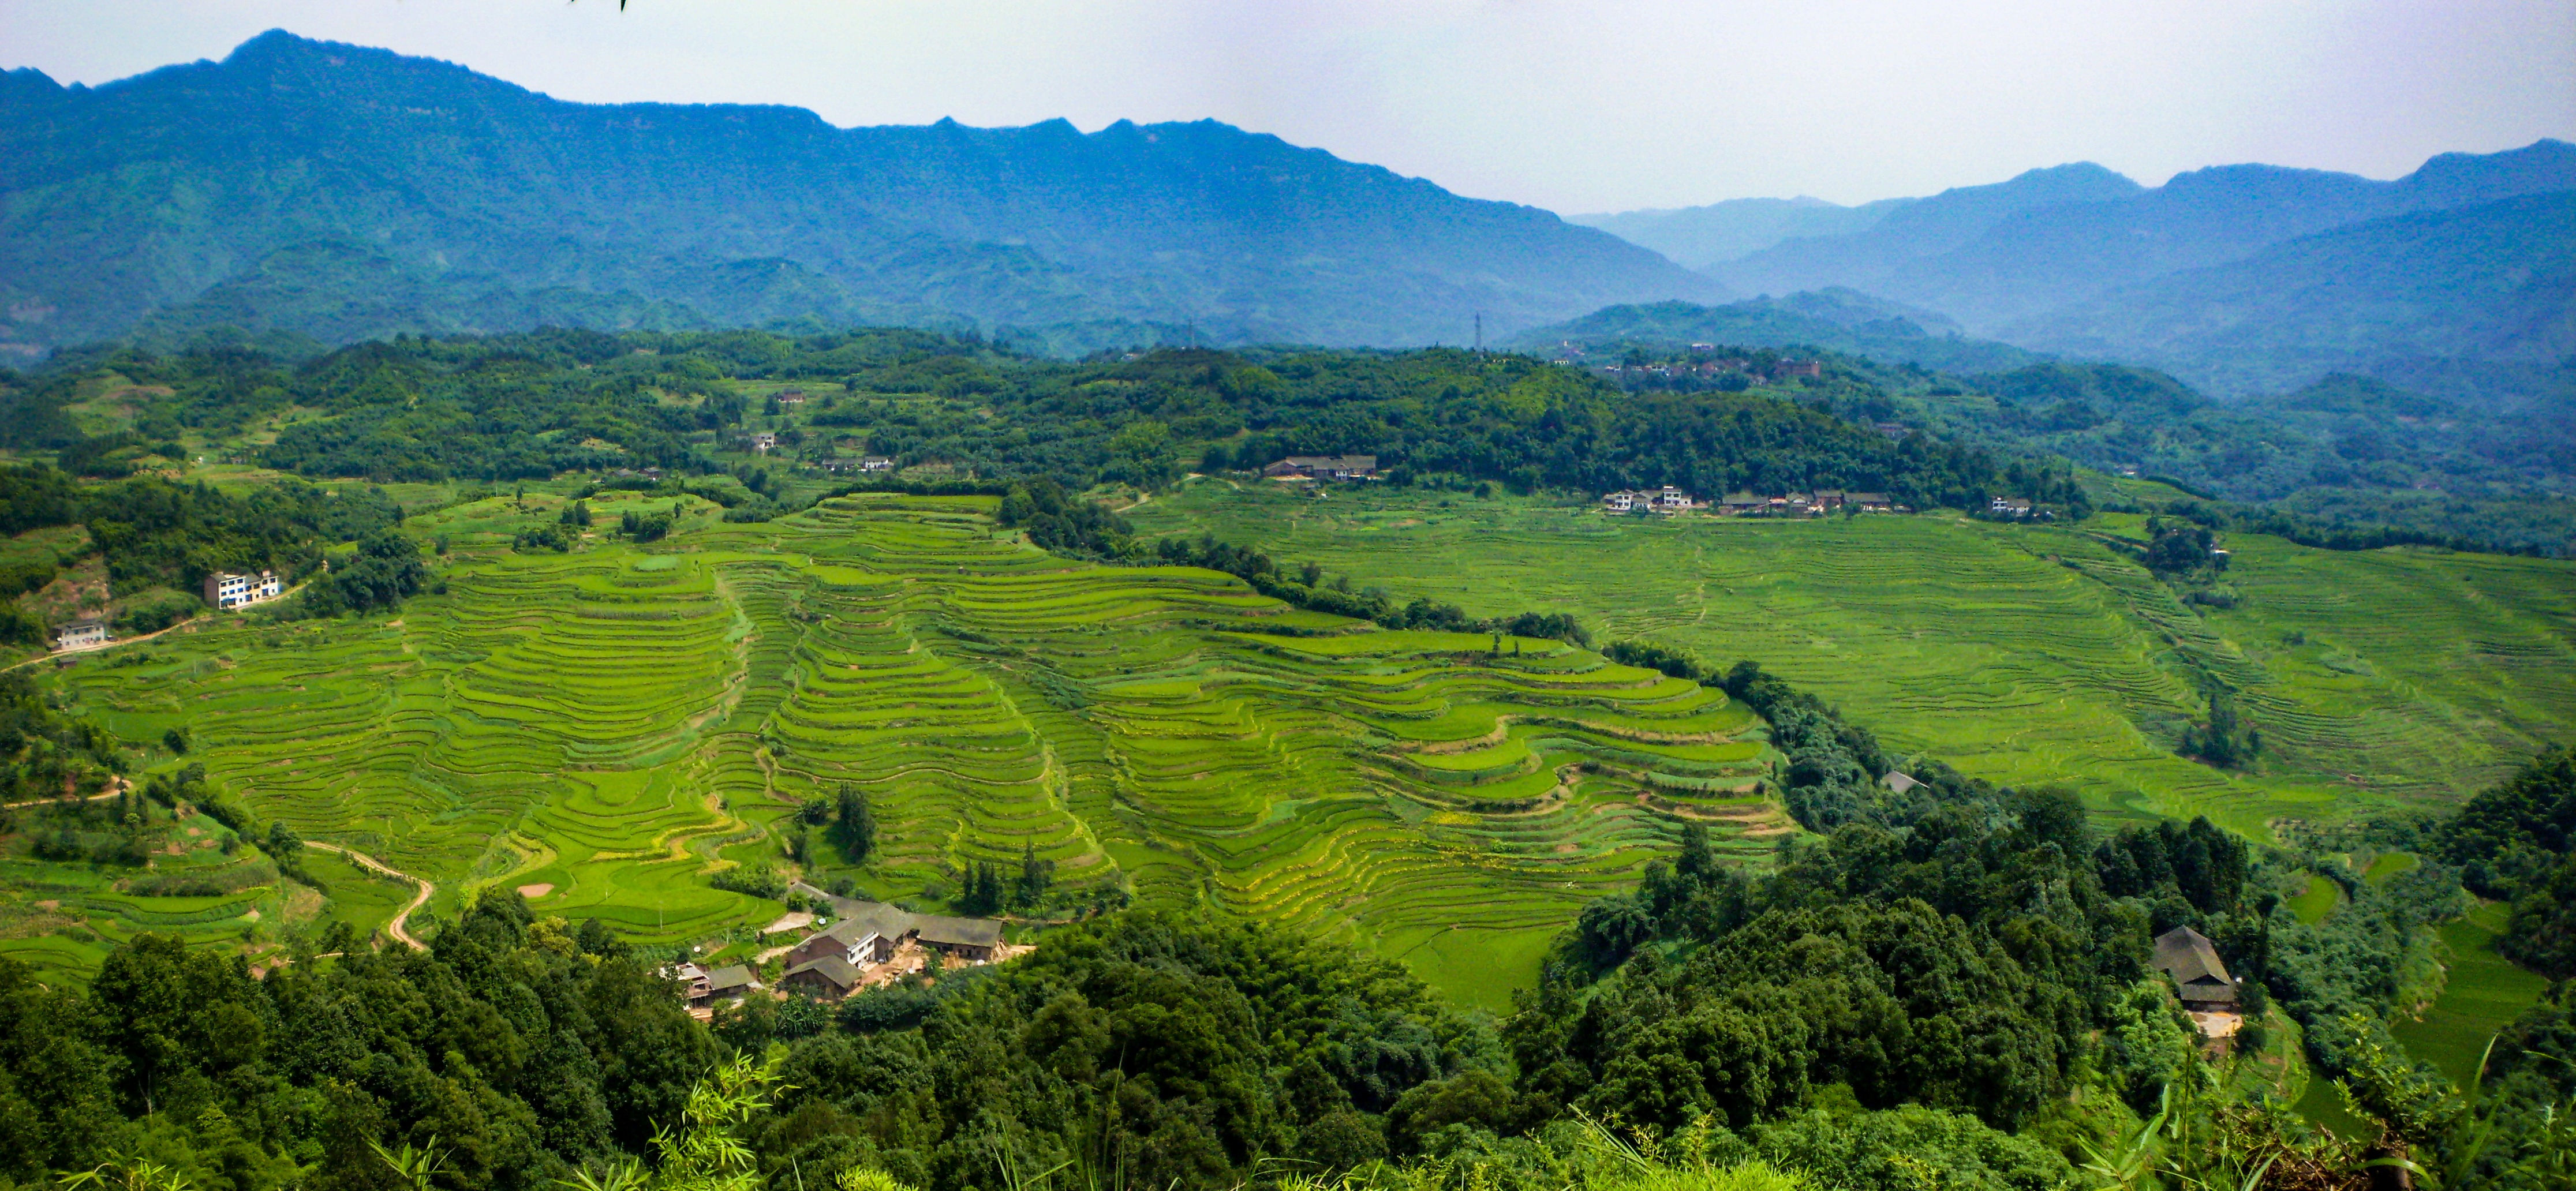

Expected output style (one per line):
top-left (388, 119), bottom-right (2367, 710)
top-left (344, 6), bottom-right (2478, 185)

top-left (2152, 926), bottom-right (2237, 1002)
top-left (786, 890), bottom-right (1004, 953)
top-left (784, 954), bottom-right (861, 988)
top-left (914, 914), bottom-right (1005, 949)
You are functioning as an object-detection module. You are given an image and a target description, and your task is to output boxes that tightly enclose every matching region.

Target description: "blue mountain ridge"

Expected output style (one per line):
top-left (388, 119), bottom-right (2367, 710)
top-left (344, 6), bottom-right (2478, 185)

top-left (0, 30), bottom-right (1719, 357)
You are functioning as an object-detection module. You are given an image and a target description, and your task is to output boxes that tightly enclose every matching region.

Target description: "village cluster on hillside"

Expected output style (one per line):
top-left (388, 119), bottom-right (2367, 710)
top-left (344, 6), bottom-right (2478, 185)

top-left (663, 889), bottom-right (1022, 1017)
top-left (1600, 487), bottom-right (1904, 516)
top-left (48, 567), bottom-right (283, 654)
top-left (1260, 454), bottom-right (1379, 481)
top-left (1547, 342), bottom-right (1829, 384)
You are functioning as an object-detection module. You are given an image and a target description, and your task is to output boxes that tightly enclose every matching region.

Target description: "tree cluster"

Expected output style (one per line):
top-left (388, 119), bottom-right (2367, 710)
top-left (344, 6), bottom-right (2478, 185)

top-left (2178, 690), bottom-right (2263, 770)
top-left (996, 479), bottom-right (1132, 559)
top-left (10, 331), bottom-right (2094, 519)
top-left (829, 784), bottom-right (878, 865)
top-left (0, 893), bottom-right (710, 1191)
top-left (2436, 746), bottom-right (2576, 977)
top-left (1149, 535), bottom-right (1590, 646)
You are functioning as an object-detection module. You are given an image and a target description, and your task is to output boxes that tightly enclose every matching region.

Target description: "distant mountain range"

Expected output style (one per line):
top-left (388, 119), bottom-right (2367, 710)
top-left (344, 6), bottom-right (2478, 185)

top-left (0, 30), bottom-right (1714, 358)
top-left (2004, 191), bottom-right (2576, 396)
top-left (6, 28), bottom-right (2564, 405)
top-left (1570, 197), bottom-right (1908, 273)
top-left (1575, 143), bottom-right (2576, 397)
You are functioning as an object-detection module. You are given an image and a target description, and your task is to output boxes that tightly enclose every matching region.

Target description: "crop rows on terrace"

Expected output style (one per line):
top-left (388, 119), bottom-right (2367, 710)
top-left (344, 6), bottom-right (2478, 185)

top-left (702, 497), bottom-right (1787, 973)
top-left (29, 492), bottom-right (1785, 998)
top-left (1128, 483), bottom-right (2576, 837)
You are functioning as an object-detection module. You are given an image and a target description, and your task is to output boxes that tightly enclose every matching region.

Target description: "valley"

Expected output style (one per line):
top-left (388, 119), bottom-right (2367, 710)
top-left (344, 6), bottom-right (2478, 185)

top-left (1, 9), bottom-right (2570, 1187)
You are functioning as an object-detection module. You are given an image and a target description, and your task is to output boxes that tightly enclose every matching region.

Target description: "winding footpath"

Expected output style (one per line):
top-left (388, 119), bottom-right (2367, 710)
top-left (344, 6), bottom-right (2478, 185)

top-left (304, 841), bottom-right (433, 950)
top-left (0, 774), bottom-right (131, 812)
top-left (1, 576), bottom-right (317, 677)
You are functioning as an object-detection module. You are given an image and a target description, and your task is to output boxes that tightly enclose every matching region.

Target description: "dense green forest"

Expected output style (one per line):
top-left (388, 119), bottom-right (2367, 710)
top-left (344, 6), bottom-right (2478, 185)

top-left (2437, 747), bottom-right (2576, 979)
top-left (1, 328), bottom-right (2084, 516)
top-left (2, 767), bottom-right (2568, 1190)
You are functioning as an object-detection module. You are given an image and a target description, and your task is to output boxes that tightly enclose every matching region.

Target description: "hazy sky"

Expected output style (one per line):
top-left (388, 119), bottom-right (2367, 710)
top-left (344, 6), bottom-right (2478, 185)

top-left (5, 0), bottom-right (2571, 214)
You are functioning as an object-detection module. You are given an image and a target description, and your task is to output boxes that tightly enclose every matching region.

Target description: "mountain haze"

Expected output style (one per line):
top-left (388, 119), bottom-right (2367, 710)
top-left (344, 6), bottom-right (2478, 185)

top-left (1863, 143), bottom-right (2576, 331)
top-left (1579, 140), bottom-right (2575, 397)
top-left (1704, 164), bottom-right (2147, 301)
top-left (2005, 190), bottom-right (2576, 395)
top-left (0, 31), bottom-right (1717, 357)
top-left (1569, 196), bottom-right (1906, 272)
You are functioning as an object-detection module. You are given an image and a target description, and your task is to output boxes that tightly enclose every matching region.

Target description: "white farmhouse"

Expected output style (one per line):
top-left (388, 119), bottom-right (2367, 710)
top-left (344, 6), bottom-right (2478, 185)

top-left (204, 569), bottom-right (283, 610)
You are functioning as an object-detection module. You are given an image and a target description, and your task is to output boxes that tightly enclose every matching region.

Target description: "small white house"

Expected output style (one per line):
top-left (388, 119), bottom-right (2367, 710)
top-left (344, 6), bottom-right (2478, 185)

top-left (1601, 490), bottom-right (1640, 512)
top-left (52, 619), bottom-right (111, 652)
top-left (1652, 486), bottom-right (1693, 510)
top-left (204, 569), bottom-right (282, 611)
top-left (861, 456), bottom-right (896, 473)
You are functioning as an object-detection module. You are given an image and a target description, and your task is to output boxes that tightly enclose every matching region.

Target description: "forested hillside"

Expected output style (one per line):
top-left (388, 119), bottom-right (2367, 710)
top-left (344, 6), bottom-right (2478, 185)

top-left (1503, 315), bottom-right (2576, 556)
top-left (0, 328), bottom-right (2081, 516)
top-left (0, 31), bottom-right (1712, 357)
top-left (1510, 290), bottom-right (2047, 375)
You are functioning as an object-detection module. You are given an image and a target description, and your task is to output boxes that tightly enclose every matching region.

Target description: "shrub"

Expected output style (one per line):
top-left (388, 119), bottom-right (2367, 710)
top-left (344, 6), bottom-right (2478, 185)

top-left (711, 862), bottom-right (787, 900)
top-left (515, 523), bottom-right (574, 552)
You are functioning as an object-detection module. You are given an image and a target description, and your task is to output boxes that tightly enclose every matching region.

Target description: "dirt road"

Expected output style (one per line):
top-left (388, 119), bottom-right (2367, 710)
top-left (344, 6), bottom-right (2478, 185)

top-left (304, 841), bottom-right (433, 950)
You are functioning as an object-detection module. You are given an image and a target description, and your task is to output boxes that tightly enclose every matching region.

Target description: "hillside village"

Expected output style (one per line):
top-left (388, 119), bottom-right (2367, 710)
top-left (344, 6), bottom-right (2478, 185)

top-left (1600, 486), bottom-right (1901, 516)
top-left (666, 888), bottom-right (1023, 1018)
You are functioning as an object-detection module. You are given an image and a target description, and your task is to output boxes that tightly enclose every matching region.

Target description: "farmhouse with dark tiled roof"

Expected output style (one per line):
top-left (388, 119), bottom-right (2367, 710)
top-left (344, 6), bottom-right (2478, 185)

top-left (2153, 926), bottom-right (2238, 1008)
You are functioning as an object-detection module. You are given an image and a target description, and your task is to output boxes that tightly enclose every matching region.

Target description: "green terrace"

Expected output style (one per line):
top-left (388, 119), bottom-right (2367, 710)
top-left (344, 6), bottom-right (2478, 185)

top-left (21, 492), bottom-right (1788, 1004)
top-left (1129, 480), bottom-right (2576, 838)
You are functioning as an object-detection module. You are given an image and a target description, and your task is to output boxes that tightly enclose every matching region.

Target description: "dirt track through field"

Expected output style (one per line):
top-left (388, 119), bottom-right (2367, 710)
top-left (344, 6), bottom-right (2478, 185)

top-left (304, 841), bottom-right (433, 950)
top-left (0, 774), bottom-right (131, 811)
top-left (0, 578), bottom-right (317, 677)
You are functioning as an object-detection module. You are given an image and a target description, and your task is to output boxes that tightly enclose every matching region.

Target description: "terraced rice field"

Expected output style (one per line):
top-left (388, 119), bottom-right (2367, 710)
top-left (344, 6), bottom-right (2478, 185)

top-left (29, 493), bottom-right (1787, 1001)
top-left (2394, 901), bottom-right (2553, 1091)
top-left (1130, 483), bottom-right (2576, 835)
top-left (0, 806), bottom-right (319, 984)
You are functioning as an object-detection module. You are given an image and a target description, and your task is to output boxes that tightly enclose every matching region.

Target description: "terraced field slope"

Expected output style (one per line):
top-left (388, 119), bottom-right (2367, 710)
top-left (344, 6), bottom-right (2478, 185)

top-left (1128, 482), bottom-right (2576, 835)
top-left (11, 493), bottom-right (1784, 1005)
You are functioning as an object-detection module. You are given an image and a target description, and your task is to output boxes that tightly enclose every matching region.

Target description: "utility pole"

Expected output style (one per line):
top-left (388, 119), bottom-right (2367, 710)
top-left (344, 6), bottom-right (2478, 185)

top-left (1474, 312), bottom-right (1483, 353)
